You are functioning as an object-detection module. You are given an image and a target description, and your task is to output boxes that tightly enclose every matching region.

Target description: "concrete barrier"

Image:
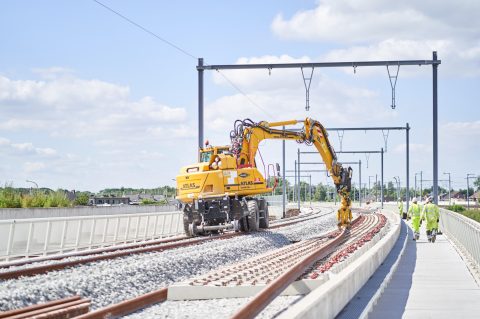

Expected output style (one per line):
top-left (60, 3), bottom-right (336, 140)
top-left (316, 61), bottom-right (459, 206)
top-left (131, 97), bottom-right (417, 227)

top-left (278, 209), bottom-right (401, 319)
top-left (0, 205), bottom-right (177, 220)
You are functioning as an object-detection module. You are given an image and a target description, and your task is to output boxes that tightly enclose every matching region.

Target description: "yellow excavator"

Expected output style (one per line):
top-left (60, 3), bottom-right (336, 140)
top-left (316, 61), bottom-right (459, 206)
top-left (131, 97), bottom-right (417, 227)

top-left (176, 118), bottom-right (353, 237)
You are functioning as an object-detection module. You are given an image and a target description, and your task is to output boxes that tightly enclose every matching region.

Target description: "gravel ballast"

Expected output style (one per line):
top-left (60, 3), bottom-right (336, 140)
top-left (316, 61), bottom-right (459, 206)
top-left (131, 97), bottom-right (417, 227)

top-left (0, 207), bottom-right (336, 312)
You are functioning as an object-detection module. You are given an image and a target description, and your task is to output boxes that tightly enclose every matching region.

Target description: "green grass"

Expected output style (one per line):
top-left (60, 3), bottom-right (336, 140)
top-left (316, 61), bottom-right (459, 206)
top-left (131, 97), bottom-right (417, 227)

top-left (460, 209), bottom-right (480, 223)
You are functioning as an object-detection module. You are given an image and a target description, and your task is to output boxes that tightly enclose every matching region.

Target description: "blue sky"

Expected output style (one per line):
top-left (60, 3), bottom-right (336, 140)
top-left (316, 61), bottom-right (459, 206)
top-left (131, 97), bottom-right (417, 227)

top-left (0, 0), bottom-right (479, 192)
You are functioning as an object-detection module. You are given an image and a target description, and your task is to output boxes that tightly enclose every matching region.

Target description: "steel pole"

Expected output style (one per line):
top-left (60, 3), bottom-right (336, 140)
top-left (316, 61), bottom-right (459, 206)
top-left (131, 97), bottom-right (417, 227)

top-left (309, 175), bottom-right (312, 206)
top-left (282, 128), bottom-right (286, 218)
top-left (198, 58), bottom-right (204, 155)
top-left (297, 149), bottom-right (301, 210)
top-left (420, 171), bottom-right (423, 202)
top-left (467, 174), bottom-right (470, 209)
top-left (294, 160), bottom-right (297, 202)
top-left (375, 174), bottom-right (378, 202)
top-left (433, 51), bottom-right (439, 204)
top-left (359, 160), bottom-right (362, 207)
top-left (415, 174), bottom-right (417, 199)
top-left (448, 174), bottom-right (451, 205)
top-left (406, 123), bottom-right (410, 212)
top-left (381, 148), bottom-right (384, 208)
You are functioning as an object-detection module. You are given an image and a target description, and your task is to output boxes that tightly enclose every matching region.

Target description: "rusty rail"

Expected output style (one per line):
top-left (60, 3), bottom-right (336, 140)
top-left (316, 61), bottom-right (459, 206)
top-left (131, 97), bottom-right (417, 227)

top-left (0, 296), bottom-right (90, 319)
top-left (231, 228), bottom-right (347, 319)
top-left (75, 288), bottom-right (168, 319)
top-left (0, 235), bottom-right (188, 269)
top-left (0, 207), bottom-right (333, 280)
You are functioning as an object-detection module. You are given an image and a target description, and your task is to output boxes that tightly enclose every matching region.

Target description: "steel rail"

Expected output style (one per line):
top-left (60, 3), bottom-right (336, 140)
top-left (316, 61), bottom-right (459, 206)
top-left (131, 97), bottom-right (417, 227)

top-left (0, 296), bottom-right (82, 318)
top-left (0, 235), bottom-right (230, 280)
top-left (0, 207), bottom-right (328, 270)
top-left (0, 296), bottom-right (90, 319)
top-left (75, 288), bottom-right (167, 319)
top-left (74, 212), bottom-right (380, 318)
top-left (0, 235), bottom-right (188, 269)
top-left (0, 208), bottom-right (333, 280)
top-left (230, 228), bottom-right (348, 319)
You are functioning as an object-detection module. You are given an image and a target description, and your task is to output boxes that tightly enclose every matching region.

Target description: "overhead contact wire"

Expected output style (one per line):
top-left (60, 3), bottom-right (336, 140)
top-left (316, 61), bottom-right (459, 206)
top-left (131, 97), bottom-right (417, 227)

top-left (92, 0), bottom-right (273, 120)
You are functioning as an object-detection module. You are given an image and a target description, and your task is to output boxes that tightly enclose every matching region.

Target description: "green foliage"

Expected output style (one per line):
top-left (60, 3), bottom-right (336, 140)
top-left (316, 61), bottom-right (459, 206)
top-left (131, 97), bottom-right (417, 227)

top-left (0, 184), bottom-right (22, 208)
top-left (460, 209), bottom-right (480, 223)
top-left (447, 204), bottom-right (465, 212)
top-left (140, 198), bottom-right (157, 205)
top-left (74, 192), bottom-right (90, 206)
top-left (44, 191), bottom-right (71, 207)
top-left (474, 177), bottom-right (480, 191)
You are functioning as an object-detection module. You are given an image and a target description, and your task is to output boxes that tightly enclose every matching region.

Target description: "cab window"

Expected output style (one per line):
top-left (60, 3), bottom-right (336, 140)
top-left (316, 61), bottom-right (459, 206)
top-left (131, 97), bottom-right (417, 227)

top-left (200, 151), bottom-right (213, 163)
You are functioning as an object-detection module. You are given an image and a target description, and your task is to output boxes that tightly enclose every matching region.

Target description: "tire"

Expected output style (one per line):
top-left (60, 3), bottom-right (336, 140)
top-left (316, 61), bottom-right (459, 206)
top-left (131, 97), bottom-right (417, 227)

top-left (259, 203), bottom-right (270, 229)
top-left (182, 206), bottom-right (193, 237)
top-left (183, 217), bottom-right (194, 237)
top-left (247, 200), bottom-right (260, 232)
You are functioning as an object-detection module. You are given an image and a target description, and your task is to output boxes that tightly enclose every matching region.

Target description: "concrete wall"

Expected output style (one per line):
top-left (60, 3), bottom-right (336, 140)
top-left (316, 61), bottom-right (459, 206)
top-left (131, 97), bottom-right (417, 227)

top-left (0, 205), bottom-right (177, 220)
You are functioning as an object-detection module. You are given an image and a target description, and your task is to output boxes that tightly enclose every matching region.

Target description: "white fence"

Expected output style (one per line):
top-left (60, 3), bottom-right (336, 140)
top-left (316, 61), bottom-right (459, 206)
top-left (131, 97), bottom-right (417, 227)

top-left (440, 208), bottom-right (480, 271)
top-left (0, 211), bottom-right (184, 262)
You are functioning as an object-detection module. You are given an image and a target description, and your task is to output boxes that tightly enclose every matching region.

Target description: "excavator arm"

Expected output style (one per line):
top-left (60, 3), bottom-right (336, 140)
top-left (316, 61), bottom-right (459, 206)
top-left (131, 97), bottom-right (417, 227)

top-left (230, 118), bottom-right (353, 226)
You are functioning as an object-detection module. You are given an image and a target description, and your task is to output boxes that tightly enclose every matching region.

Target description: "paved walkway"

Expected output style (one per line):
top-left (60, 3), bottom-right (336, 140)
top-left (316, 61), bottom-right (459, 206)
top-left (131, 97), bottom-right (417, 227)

top-left (338, 220), bottom-right (480, 318)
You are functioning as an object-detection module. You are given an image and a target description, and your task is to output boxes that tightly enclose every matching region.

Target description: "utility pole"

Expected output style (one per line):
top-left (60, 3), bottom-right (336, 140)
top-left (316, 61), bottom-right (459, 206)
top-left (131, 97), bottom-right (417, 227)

top-left (420, 171), bottom-right (423, 202)
top-left (297, 149), bottom-right (301, 210)
top-left (467, 174), bottom-right (476, 209)
top-left (282, 129), bottom-right (286, 218)
top-left (443, 172), bottom-right (451, 206)
top-left (393, 176), bottom-right (400, 201)
top-left (381, 148), bottom-right (384, 208)
top-left (369, 176), bottom-right (374, 202)
top-left (294, 160), bottom-right (297, 202)
top-left (375, 174), bottom-right (378, 202)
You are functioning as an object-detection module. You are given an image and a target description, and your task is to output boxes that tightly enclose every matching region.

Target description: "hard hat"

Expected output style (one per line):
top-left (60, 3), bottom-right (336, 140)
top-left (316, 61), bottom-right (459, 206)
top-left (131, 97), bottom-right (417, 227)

top-left (412, 197), bottom-right (418, 203)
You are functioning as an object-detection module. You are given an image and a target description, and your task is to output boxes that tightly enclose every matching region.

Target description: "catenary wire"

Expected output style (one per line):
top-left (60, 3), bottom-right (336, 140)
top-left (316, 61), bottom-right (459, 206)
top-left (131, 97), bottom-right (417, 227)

top-left (92, 0), bottom-right (274, 120)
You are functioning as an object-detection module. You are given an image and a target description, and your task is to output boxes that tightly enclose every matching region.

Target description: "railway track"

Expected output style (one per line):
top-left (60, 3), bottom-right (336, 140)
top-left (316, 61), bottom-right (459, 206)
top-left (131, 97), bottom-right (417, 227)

top-left (0, 207), bottom-right (334, 280)
top-left (69, 211), bottom-right (386, 319)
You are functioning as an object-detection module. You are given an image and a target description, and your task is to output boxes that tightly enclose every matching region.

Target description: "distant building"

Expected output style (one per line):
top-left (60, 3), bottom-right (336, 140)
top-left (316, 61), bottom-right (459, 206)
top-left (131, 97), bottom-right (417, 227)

top-left (89, 195), bottom-right (129, 206)
top-left (469, 191), bottom-right (480, 201)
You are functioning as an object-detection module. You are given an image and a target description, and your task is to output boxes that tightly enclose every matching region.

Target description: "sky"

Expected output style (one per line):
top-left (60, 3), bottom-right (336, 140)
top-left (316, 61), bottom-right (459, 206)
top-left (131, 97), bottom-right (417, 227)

top-left (0, 0), bottom-right (479, 193)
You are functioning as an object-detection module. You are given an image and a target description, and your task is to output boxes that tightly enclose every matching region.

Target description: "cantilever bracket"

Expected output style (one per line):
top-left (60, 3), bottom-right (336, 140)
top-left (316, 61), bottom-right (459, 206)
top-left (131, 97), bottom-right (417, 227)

top-left (387, 64), bottom-right (400, 109)
top-left (381, 129), bottom-right (390, 152)
top-left (301, 67), bottom-right (314, 111)
top-left (337, 130), bottom-right (345, 152)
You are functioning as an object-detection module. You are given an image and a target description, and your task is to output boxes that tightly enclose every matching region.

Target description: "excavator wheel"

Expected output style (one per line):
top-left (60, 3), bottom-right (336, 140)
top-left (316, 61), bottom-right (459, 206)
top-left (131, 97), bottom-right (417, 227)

top-left (183, 206), bottom-right (194, 237)
top-left (259, 204), bottom-right (270, 229)
top-left (247, 200), bottom-right (260, 232)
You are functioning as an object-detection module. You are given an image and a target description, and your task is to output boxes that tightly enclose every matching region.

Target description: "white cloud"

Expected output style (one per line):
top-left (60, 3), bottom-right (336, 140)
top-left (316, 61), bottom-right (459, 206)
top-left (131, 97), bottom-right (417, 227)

top-left (0, 75), bottom-right (188, 140)
top-left (271, 0), bottom-right (480, 76)
top-left (442, 120), bottom-right (480, 135)
top-left (24, 162), bottom-right (46, 173)
top-left (0, 138), bottom-right (58, 157)
top-left (393, 143), bottom-right (431, 154)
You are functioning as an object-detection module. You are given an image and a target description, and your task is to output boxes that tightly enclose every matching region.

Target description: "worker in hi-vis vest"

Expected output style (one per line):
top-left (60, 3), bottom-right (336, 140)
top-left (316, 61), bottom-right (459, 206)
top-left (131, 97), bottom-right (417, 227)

top-left (397, 198), bottom-right (404, 219)
top-left (408, 197), bottom-right (422, 240)
top-left (421, 196), bottom-right (440, 243)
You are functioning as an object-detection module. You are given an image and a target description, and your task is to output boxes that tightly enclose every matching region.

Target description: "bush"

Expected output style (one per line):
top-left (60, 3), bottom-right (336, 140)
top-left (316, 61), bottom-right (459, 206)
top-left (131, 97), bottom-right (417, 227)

top-left (460, 210), bottom-right (480, 223)
top-left (74, 192), bottom-right (90, 206)
top-left (447, 204), bottom-right (465, 212)
top-left (44, 191), bottom-right (71, 208)
top-left (0, 185), bottom-right (22, 208)
top-left (140, 198), bottom-right (157, 205)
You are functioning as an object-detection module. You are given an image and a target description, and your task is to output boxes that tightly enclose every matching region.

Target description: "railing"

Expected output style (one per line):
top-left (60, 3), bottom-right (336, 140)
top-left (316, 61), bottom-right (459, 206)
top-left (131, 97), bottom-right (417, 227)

top-left (0, 211), bottom-right (184, 262)
top-left (439, 208), bottom-right (480, 271)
